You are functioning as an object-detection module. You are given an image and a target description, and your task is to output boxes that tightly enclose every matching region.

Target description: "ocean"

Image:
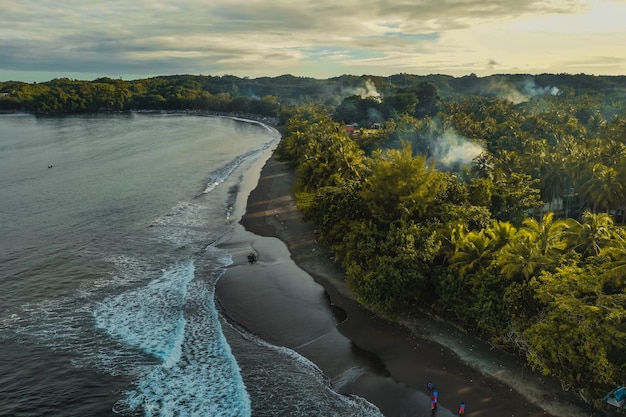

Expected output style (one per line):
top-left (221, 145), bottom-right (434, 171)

top-left (0, 113), bottom-right (383, 417)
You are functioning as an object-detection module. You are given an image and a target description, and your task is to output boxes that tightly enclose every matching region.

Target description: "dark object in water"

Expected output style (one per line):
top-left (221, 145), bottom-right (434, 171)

top-left (247, 253), bottom-right (257, 263)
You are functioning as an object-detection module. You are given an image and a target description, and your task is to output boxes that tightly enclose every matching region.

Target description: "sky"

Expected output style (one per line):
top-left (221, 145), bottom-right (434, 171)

top-left (2, 0), bottom-right (626, 82)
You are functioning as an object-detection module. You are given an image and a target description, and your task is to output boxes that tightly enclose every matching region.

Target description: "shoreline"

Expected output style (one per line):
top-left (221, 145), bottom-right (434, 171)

top-left (216, 152), bottom-right (598, 416)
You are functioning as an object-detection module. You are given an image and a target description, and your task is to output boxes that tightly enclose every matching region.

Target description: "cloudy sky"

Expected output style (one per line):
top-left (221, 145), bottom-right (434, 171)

top-left (2, 0), bottom-right (626, 82)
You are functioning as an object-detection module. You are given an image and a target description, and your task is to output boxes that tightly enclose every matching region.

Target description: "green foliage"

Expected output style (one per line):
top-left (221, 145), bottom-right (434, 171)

top-left (344, 220), bottom-right (441, 314)
top-left (274, 78), bottom-right (626, 412)
top-left (525, 265), bottom-right (626, 398)
top-left (301, 181), bottom-right (369, 251)
top-left (361, 143), bottom-right (446, 224)
top-left (449, 229), bottom-right (495, 277)
top-left (333, 95), bottom-right (383, 126)
top-left (0, 75), bottom-right (281, 115)
top-left (490, 172), bottom-right (543, 224)
top-left (565, 211), bottom-right (615, 259)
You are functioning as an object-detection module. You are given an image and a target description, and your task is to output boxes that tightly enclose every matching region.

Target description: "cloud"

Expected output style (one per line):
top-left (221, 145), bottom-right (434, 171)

top-left (1, 0), bottom-right (625, 81)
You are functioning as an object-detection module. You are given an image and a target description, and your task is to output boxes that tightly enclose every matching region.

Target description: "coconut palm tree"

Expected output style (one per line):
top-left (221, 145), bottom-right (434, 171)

top-left (496, 235), bottom-right (544, 281)
top-left (449, 230), bottom-right (494, 277)
top-left (599, 139), bottom-right (626, 168)
top-left (537, 150), bottom-right (569, 212)
top-left (437, 222), bottom-right (467, 264)
top-left (564, 211), bottom-right (615, 258)
top-left (470, 151), bottom-right (495, 180)
top-left (599, 230), bottom-right (626, 289)
top-left (521, 212), bottom-right (569, 257)
top-left (496, 213), bottom-right (568, 281)
top-left (578, 163), bottom-right (625, 213)
top-left (485, 220), bottom-right (517, 250)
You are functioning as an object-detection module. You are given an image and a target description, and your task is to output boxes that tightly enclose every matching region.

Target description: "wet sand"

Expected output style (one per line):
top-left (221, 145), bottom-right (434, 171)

top-left (216, 153), bottom-right (597, 417)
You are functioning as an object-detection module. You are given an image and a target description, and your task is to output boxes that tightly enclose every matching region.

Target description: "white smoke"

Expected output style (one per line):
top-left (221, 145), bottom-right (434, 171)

top-left (520, 79), bottom-right (560, 99)
top-left (432, 131), bottom-right (484, 169)
top-left (485, 77), bottom-right (560, 104)
top-left (354, 79), bottom-right (381, 102)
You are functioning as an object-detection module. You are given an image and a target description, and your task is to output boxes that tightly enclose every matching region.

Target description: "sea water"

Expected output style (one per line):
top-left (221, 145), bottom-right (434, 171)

top-left (0, 113), bottom-right (383, 417)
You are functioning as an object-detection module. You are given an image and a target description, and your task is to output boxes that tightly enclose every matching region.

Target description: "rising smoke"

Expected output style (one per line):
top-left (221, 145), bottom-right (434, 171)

top-left (431, 130), bottom-right (484, 171)
top-left (397, 118), bottom-right (484, 171)
top-left (353, 79), bottom-right (382, 102)
top-left (484, 77), bottom-right (560, 104)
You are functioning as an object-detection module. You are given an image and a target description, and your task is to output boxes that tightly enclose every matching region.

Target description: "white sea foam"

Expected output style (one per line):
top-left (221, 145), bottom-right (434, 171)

top-left (331, 365), bottom-right (369, 391)
top-left (93, 261), bottom-right (194, 366)
top-left (115, 278), bottom-right (251, 417)
top-left (223, 317), bottom-right (384, 417)
top-left (202, 152), bottom-right (255, 194)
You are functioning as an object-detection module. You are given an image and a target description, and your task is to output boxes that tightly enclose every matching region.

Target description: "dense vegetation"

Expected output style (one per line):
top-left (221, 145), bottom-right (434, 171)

top-left (3, 72), bottom-right (626, 411)
top-left (3, 72), bottom-right (626, 116)
top-left (274, 85), bottom-right (626, 412)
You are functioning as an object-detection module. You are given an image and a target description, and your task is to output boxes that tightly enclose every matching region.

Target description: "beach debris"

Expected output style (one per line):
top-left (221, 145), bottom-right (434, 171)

top-left (247, 253), bottom-right (257, 263)
top-left (225, 206), bottom-right (232, 223)
top-left (605, 386), bottom-right (626, 408)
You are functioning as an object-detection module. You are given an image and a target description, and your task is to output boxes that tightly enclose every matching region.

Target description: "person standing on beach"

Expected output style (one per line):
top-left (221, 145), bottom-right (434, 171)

top-left (458, 402), bottom-right (466, 415)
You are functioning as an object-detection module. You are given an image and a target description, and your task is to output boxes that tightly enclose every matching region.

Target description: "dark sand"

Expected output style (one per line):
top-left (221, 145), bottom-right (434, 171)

top-left (216, 153), bottom-right (598, 417)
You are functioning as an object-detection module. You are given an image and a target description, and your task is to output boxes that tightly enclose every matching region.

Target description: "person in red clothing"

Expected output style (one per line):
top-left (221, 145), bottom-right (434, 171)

top-left (430, 397), bottom-right (437, 415)
top-left (458, 402), bottom-right (466, 415)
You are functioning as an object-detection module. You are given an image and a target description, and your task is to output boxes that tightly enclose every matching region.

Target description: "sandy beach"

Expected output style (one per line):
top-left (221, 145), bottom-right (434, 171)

top-left (216, 152), bottom-right (598, 417)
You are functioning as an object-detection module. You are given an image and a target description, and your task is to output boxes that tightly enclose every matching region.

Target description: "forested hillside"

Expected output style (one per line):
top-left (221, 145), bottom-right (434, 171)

top-left (2, 72), bottom-right (626, 115)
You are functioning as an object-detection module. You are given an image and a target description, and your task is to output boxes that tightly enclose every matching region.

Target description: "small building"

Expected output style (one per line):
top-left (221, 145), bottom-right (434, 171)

top-left (344, 123), bottom-right (359, 136)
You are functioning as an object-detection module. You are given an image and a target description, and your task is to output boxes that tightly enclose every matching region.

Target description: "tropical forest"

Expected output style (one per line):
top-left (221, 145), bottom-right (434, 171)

top-left (2, 72), bottom-right (626, 412)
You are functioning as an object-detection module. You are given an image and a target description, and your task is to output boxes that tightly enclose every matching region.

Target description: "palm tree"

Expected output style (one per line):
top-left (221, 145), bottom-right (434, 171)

top-left (564, 211), bottom-right (615, 258)
top-left (599, 229), bottom-right (626, 289)
top-left (521, 212), bottom-right (569, 257)
top-left (496, 213), bottom-right (568, 281)
top-left (496, 235), bottom-right (544, 281)
top-left (485, 220), bottom-right (517, 250)
top-left (438, 222), bottom-right (467, 263)
top-left (599, 139), bottom-right (626, 168)
top-left (578, 163), bottom-right (625, 213)
top-left (537, 150), bottom-right (569, 211)
top-left (449, 230), bottom-right (494, 277)
top-left (470, 152), bottom-right (495, 180)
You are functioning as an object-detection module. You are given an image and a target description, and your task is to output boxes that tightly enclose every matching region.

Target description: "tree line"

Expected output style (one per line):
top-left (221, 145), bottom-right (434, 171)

top-left (0, 76), bottom-right (281, 115)
top-left (275, 88), bottom-right (626, 412)
top-left (3, 72), bottom-right (626, 117)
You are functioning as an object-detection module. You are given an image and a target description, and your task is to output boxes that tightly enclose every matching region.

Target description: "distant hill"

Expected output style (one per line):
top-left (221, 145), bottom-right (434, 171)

top-left (2, 73), bottom-right (626, 114)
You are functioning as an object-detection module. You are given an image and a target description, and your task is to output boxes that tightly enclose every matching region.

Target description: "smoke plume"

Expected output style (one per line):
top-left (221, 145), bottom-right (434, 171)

top-left (431, 131), bottom-right (484, 170)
